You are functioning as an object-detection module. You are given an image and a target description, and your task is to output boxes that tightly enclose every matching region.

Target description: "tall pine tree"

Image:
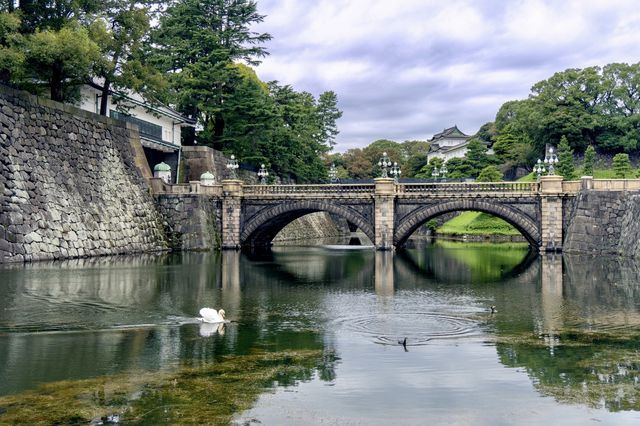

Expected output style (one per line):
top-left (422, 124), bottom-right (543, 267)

top-left (557, 136), bottom-right (576, 180)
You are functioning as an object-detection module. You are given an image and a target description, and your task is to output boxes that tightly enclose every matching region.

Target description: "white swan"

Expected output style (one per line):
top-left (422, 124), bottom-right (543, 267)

top-left (199, 307), bottom-right (227, 323)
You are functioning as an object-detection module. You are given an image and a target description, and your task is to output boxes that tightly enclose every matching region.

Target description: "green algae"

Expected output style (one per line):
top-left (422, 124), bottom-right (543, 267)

top-left (493, 330), bottom-right (640, 411)
top-left (0, 349), bottom-right (331, 425)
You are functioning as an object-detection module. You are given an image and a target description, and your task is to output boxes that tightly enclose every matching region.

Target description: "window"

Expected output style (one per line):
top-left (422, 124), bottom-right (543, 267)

top-left (110, 111), bottom-right (163, 142)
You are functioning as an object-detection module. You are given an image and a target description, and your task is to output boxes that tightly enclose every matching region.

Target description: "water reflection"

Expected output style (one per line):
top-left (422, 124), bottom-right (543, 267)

top-left (1, 245), bottom-right (640, 420)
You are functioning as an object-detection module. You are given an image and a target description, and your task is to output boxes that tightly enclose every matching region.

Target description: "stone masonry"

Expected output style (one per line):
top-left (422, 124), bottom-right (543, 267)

top-left (0, 85), bottom-right (167, 263)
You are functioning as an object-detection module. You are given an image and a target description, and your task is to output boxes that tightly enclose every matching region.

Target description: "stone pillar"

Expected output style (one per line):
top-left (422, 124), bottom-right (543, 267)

top-left (580, 176), bottom-right (593, 190)
top-left (374, 178), bottom-right (396, 250)
top-left (221, 179), bottom-right (243, 249)
top-left (539, 176), bottom-right (563, 252)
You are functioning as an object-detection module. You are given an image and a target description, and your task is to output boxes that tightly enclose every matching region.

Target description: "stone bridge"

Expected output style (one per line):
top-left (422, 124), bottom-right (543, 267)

top-left (152, 175), bottom-right (632, 252)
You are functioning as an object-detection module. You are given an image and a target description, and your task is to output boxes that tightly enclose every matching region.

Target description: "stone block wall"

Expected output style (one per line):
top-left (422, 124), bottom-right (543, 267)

top-left (155, 194), bottom-right (222, 250)
top-left (563, 190), bottom-right (640, 257)
top-left (0, 85), bottom-right (168, 263)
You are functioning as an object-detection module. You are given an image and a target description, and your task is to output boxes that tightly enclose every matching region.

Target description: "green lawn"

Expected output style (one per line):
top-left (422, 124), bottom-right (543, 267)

top-left (437, 211), bottom-right (520, 236)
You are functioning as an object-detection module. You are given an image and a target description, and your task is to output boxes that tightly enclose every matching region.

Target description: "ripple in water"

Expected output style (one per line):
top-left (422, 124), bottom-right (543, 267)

top-left (335, 312), bottom-right (480, 346)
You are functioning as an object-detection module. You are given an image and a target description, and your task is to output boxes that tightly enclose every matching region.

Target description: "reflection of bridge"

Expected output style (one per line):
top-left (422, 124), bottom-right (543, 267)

top-left (151, 176), bottom-right (639, 252)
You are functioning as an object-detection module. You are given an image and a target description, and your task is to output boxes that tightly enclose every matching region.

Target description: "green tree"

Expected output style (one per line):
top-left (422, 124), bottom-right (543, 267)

top-left (89, 0), bottom-right (165, 115)
top-left (22, 23), bottom-right (101, 101)
top-left (0, 11), bottom-right (24, 84)
top-left (556, 136), bottom-right (576, 180)
top-left (316, 91), bottom-right (342, 147)
top-left (583, 145), bottom-right (596, 176)
top-left (415, 157), bottom-right (444, 179)
top-left (612, 153), bottom-right (632, 178)
top-left (445, 157), bottom-right (473, 179)
top-left (464, 138), bottom-right (489, 176)
top-left (150, 0), bottom-right (271, 144)
top-left (476, 165), bottom-right (503, 182)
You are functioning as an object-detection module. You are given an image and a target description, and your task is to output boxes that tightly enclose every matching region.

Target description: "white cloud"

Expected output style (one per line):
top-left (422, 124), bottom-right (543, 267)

top-left (255, 0), bottom-right (640, 152)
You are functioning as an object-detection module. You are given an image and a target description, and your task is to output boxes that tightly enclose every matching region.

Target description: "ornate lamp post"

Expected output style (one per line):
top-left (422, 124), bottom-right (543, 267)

top-left (378, 152), bottom-right (392, 178)
top-left (440, 163), bottom-right (448, 180)
top-left (390, 162), bottom-right (401, 183)
top-left (533, 159), bottom-right (546, 179)
top-left (226, 154), bottom-right (239, 179)
top-left (328, 163), bottom-right (338, 183)
top-left (431, 166), bottom-right (440, 180)
top-left (257, 163), bottom-right (269, 184)
top-left (544, 147), bottom-right (558, 175)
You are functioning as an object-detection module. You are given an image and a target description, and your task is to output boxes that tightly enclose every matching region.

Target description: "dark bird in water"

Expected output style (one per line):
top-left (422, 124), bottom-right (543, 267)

top-left (490, 306), bottom-right (497, 314)
top-left (398, 337), bottom-right (407, 348)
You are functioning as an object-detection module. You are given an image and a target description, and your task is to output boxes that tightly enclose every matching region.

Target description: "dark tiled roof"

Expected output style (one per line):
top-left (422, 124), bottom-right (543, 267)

top-left (429, 125), bottom-right (469, 141)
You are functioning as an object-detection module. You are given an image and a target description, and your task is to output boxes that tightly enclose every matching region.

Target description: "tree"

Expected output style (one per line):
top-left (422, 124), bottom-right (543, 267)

top-left (445, 157), bottom-right (473, 179)
top-left (88, 0), bottom-right (164, 115)
top-left (556, 136), bottom-right (576, 180)
top-left (150, 0), bottom-right (272, 144)
top-left (612, 153), bottom-right (632, 178)
top-left (0, 11), bottom-right (24, 84)
top-left (22, 23), bottom-right (101, 101)
top-left (476, 165), bottom-right (503, 182)
top-left (415, 157), bottom-right (444, 179)
top-left (583, 145), bottom-right (596, 176)
top-left (464, 138), bottom-right (489, 176)
top-left (316, 90), bottom-right (342, 147)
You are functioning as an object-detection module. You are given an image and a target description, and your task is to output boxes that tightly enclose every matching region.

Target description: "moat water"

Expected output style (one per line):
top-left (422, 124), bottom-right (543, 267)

top-left (1, 241), bottom-right (640, 424)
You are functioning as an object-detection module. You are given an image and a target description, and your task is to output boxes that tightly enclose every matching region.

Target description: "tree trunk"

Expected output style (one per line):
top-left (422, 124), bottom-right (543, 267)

top-left (50, 65), bottom-right (64, 101)
top-left (100, 78), bottom-right (111, 116)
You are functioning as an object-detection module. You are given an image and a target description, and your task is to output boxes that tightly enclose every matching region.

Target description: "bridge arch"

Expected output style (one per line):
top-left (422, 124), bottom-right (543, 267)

top-left (394, 200), bottom-right (541, 248)
top-left (241, 200), bottom-right (375, 247)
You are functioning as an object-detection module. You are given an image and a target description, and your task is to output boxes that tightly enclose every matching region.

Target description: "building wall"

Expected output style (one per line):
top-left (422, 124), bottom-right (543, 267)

top-left (0, 85), bottom-right (168, 263)
top-left (77, 85), bottom-right (181, 146)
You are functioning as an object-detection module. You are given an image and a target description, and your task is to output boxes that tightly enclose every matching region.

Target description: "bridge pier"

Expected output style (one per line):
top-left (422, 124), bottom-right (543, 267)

top-left (540, 176), bottom-right (563, 252)
top-left (374, 178), bottom-right (396, 250)
top-left (221, 179), bottom-right (243, 249)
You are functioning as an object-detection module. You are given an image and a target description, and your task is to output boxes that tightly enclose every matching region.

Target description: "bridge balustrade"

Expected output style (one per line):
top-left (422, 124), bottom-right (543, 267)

top-left (243, 184), bottom-right (375, 195)
top-left (399, 181), bottom-right (540, 194)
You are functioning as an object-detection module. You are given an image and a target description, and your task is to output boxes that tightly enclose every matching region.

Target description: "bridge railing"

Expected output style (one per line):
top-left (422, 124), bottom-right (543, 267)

top-left (398, 181), bottom-right (540, 193)
top-left (243, 184), bottom-right (375, 195)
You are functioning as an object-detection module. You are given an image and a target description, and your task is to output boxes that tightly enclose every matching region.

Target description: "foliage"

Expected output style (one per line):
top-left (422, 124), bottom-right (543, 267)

top-left (612, 153), bottom-right (633, 178)
top-left (557, 136), bottom-right (576, 180)
top-left (149, 0), bottom-right (271, 139)
top-left (445, 157), bottom-right (473, 179)
top-left (464, 138), bottom-right (489, 176)
top-left (493, 63), bottom-right (640, 158)
top-left (416, 157), bottom-right (444, 179)
top-left (0, 11), bottom-right (24, 83)
top-left (583, 145), bottom-right (596, 176)
top-left (476, 165), bottom-right (502, 182)
top-left (22, 23), bottom-right (101, 101)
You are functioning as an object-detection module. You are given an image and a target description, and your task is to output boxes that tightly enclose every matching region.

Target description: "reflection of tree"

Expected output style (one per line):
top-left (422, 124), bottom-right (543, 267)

top-left (396, 241), bottom-right (535, 284)
top-left (496, 335), bottom-right (640, 411)
top-left (493, 254), bottom-right (640, 412)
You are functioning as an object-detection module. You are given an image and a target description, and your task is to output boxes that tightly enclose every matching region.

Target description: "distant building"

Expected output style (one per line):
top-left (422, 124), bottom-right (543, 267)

top-left (426, 125), bottom-right (493, 163)
top-left (427, 125), bottom-right (472, 162)
top-left (76, 83), bottom-right (195, 183)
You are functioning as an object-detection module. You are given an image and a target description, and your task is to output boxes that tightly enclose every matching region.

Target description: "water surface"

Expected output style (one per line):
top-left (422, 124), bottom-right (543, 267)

top-left (1, 242), bottom-right (640, 424)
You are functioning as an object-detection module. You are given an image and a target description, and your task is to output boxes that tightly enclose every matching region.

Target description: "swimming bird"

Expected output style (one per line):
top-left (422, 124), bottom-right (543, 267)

top-left (490, 306), bottom-right (497, 314)
top-left (199, 308), bottom-right (227, 323)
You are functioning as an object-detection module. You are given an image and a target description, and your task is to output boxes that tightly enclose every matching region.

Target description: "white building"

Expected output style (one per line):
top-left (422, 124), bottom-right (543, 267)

top-left (426, 125), bottom-right (492, 162)
top-left (76, 83), bottom-right (195, 183)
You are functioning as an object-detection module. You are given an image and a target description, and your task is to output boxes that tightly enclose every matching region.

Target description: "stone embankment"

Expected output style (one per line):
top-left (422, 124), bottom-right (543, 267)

top-left (564, 190), bottom-right (640, 257)
top-left (0, 85), bottom-right (167, 263)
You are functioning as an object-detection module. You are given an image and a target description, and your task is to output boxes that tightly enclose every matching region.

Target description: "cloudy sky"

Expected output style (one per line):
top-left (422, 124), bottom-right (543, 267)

top-left (253, 0), bottom-right (640, 152)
